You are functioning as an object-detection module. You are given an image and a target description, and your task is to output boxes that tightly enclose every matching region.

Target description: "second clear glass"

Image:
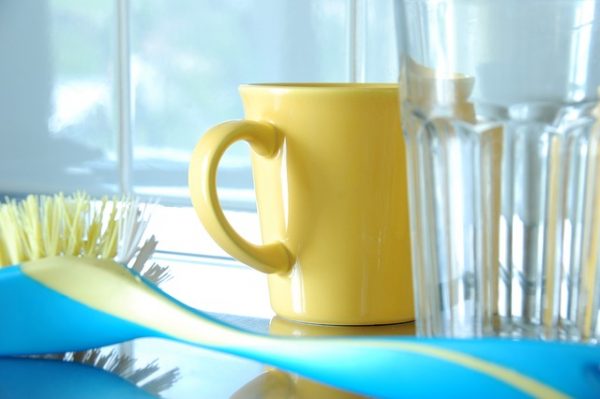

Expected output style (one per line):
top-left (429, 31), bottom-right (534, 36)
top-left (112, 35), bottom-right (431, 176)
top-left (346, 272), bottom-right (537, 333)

top-left (396, 0), bottom-right (600, 341)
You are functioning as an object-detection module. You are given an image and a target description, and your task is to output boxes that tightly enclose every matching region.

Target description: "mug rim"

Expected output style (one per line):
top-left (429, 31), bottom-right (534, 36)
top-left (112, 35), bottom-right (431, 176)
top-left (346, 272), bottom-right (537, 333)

top-left (239, 83), bottom-right (398, 91)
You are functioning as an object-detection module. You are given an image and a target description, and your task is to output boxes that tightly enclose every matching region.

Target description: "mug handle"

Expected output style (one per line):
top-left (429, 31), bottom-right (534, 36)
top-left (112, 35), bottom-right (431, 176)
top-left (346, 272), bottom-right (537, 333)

top-left (188, 120), bottom-right (294, 274)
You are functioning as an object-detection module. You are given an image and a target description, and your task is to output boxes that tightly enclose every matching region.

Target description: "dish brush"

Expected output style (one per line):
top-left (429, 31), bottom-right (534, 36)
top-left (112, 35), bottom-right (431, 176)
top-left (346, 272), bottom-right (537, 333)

top-left (0, 193), bottom-right (599, 398)
top-left (0, 193), bottom-right (178, 396)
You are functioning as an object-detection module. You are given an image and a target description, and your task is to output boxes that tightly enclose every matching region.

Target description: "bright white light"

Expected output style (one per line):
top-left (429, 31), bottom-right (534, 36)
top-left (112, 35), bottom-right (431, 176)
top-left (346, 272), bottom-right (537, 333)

top-left (49, 81), bottom-right (108, 133)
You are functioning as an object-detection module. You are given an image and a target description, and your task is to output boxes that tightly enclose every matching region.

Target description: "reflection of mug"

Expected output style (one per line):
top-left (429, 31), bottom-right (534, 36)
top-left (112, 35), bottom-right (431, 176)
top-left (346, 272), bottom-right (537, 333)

top-left (230, 369), bottom-right (364, 399)
top-left (229, 318), bottom-right (415, 399)
top-left (189, 84), bottom-right (413, 325)
top-left (268, 315), bottom-right (415, 337)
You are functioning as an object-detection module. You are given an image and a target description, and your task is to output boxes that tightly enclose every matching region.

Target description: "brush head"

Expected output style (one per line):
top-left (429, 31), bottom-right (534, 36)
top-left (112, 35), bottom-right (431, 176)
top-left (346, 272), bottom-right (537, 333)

top-left (0, 192), bottom-right (177, 394)
top-left (0, 192), bottom-right (169, 284)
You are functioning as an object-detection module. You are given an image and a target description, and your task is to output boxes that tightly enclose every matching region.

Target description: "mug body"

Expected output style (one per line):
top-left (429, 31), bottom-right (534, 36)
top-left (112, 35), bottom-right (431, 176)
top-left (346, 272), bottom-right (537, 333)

top-left (241, 84), bottom-right (413, 325)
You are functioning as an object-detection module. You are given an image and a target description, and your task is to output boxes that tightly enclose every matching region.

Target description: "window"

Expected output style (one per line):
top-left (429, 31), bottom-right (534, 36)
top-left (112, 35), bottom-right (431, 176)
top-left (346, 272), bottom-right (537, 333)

top-left (0, 0), bottom-right (398, 257)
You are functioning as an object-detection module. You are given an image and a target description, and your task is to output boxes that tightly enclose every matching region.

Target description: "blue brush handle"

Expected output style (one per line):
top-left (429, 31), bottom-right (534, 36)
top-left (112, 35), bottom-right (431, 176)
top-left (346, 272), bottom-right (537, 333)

top-left (0, 265), bottom-right (155, 354)
top-left (1, 263), bottom-right (599, 398)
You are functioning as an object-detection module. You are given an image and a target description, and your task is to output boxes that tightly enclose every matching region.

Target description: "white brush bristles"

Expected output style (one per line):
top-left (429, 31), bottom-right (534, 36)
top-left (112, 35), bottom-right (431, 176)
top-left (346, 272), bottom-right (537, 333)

top-left (0, 193), bottom-right (156, 268)
top-left (114, 197), bottom-right (155, 265)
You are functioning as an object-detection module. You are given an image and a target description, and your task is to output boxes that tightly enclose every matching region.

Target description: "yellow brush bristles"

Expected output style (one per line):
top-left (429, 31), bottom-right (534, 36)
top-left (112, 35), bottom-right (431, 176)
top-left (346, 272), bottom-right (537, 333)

top-left (0, 193), bottom-right (129, 267)
top-left (0, 193), bottom-right (166, 282)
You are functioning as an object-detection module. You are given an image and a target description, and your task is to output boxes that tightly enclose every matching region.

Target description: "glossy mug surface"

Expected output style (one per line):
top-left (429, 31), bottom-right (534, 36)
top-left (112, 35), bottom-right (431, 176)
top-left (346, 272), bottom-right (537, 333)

top-left (189, 84), bottom-right (413, 325)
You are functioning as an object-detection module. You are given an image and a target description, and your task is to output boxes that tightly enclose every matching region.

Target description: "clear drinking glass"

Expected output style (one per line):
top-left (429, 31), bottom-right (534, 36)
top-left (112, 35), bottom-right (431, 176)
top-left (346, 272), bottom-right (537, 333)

top-left (396, 0), bottom-right (600, 341)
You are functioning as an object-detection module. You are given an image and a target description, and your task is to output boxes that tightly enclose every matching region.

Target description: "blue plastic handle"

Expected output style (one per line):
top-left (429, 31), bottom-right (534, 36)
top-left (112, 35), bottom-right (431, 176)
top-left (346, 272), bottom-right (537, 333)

top-left (1, 262), bottom-right (599, 398)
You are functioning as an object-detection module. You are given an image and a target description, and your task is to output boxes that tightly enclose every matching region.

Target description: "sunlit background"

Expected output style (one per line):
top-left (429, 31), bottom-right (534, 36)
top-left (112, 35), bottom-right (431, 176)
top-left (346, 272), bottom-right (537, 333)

top-left (0, 0), bottom-right (398, 256)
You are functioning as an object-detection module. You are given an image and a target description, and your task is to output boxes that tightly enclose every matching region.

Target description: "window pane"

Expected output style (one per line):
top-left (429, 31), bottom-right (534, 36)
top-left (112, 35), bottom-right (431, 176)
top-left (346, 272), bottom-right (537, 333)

top-left (130, 0), bottom-right (350, 209)
top-left (0, 1), bottom-right (118, 197)
top-left (365, 0), bottom-right (399, 82)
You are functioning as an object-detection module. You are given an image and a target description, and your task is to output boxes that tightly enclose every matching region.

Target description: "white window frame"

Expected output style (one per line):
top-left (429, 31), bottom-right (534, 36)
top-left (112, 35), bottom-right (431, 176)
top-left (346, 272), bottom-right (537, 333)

top-left (112, 0), bottom-right (379, 259)
top-left (113, 0), bottom-right (369, 196)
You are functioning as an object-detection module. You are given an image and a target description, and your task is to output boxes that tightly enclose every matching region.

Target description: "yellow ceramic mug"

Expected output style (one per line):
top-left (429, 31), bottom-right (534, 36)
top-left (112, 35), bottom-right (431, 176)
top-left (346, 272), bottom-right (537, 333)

top-left (188, 83), bottom-right (413, 325)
